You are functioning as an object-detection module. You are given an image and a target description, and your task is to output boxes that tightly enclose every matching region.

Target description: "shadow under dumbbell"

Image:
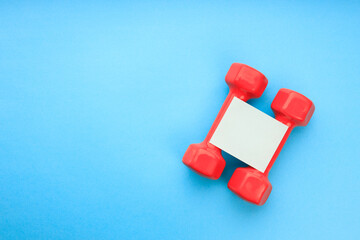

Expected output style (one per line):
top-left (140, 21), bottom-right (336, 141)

top-left (219, 151), bottom-right (248, 182)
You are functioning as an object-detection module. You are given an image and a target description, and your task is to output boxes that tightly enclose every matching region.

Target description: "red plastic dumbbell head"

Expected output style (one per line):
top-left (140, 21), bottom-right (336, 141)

top-left (183, 142), bottom-right (225, 179)
top-left (183, 63), bottom-right (268, 180)
top-left (225, 63), bottom-right (268, 100)
top-left (271, 88), bottom-right (315, 127)
top-left (228, 89), bottom-right (315, 205)
top-left (228, 167), bottom-right (272, 205)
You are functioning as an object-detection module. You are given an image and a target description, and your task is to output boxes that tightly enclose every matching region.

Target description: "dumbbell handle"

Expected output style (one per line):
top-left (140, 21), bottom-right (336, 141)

top-left (263, 116), bottom-right (295, 176)
top-left (204, 89), bottom-right (250, 143)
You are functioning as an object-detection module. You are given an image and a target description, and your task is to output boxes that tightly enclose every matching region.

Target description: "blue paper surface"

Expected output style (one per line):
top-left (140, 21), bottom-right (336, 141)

top-left (0, 1), bottom-right (359, 239)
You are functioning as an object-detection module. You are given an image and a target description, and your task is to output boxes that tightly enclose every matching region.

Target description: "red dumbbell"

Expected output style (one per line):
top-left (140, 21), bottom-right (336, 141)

top-left (228, 88), bottom-right (315, 205)
top-left (182, 63), bottom-right (268, 179)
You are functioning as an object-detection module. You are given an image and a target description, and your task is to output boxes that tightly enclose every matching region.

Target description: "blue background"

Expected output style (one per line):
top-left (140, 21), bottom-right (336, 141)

top-left (1, 1), bottom-right (359, 239)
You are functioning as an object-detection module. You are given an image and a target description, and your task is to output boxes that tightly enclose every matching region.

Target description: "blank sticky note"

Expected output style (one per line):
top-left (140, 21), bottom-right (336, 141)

top-left (210, 97), bottom-right (288, 173)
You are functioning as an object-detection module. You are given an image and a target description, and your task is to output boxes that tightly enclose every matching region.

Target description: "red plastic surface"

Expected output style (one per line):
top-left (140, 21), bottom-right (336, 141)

top-left (228, 88), bottom-right (315, 205)
top-left (182, 63), bottom-right (268, 179)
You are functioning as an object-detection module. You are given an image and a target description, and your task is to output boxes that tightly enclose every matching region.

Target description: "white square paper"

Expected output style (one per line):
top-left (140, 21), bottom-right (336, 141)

top-left (210, 97), bottom-right (288, 173)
